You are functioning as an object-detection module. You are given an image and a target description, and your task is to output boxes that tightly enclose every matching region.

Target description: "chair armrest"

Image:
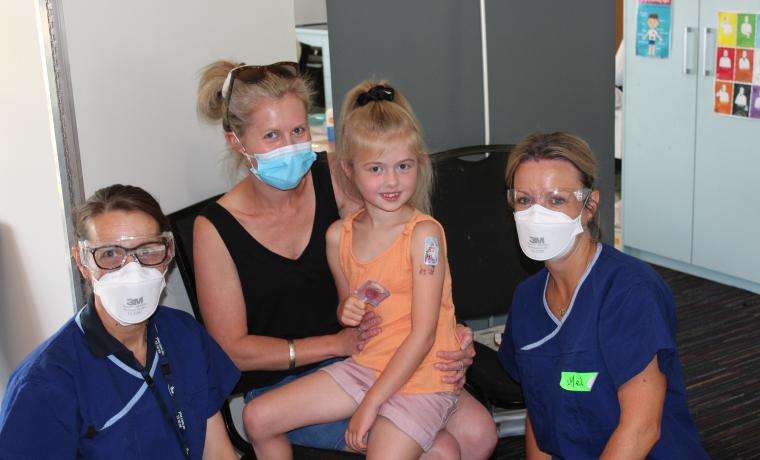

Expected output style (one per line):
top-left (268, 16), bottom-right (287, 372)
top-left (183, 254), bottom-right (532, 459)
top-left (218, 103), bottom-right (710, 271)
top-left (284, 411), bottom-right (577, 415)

top-left (466, 342), bottom-right (524, 410)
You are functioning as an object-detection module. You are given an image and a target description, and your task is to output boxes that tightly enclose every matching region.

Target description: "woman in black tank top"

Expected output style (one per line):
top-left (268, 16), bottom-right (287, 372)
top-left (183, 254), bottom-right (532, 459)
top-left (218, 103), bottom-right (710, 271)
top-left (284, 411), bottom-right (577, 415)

top-left (200, 156), bottom-right (347, 389)
top-left (193, 60), bottom-right (496, 458)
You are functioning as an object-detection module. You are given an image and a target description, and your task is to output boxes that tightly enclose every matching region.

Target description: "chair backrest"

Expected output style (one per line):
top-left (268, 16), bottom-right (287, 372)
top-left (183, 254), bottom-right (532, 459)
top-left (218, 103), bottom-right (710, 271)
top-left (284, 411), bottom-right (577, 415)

top-left (167, 194), bottom-right (223, 325)
top-left (430, 145), bottom-right (542, 321)
top-left (168, 148), bottom-right (539, 324)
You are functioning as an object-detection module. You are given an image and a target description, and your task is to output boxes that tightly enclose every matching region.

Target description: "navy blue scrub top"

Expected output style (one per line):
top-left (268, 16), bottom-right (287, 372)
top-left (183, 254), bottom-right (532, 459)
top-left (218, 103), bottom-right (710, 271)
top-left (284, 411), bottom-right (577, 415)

top-left (0, 301), bottom-right (240, 459)
top-left (499, 244), bottom-right (707, 459)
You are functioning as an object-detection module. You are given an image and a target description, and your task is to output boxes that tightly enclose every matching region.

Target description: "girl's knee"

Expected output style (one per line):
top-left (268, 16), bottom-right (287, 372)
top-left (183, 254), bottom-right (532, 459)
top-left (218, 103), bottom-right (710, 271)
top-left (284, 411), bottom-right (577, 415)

top-left (460, 417), bottom-right (497, 460)
top-left (451, 399), bottom-right (497, 459)
top-left (423, 430), bottom-right (460, 460)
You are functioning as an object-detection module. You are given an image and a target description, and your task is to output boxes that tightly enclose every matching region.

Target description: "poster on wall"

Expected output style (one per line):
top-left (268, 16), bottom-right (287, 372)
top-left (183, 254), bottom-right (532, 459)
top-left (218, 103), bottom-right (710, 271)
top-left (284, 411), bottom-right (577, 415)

top-left (635, 0), bottom-right (672, 58)
top-left (714, 11), bottom-right (760, 119)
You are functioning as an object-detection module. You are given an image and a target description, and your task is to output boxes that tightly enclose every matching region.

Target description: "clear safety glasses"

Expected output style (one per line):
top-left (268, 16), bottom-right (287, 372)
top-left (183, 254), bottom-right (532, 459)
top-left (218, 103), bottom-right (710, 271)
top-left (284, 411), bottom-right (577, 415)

top-left (79, 232), bottom-right (174, 270)
top-left (507, 188), bottom-right (591, 213)
top-left (221, 62), bottom-right (300, 131)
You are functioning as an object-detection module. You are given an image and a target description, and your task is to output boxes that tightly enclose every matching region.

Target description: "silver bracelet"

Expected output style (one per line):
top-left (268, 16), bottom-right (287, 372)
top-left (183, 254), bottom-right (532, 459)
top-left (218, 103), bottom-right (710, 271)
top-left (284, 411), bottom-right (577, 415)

top-left (288, 339), bottom-right (296, 370)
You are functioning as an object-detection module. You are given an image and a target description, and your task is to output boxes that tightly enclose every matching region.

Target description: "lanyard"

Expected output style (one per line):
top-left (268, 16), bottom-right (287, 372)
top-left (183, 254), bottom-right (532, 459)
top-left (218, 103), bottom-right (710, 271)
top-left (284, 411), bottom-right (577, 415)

top-left (141, 325), bottom-right (192, 459)
top-left (75, 308), bottom-right (193, 457)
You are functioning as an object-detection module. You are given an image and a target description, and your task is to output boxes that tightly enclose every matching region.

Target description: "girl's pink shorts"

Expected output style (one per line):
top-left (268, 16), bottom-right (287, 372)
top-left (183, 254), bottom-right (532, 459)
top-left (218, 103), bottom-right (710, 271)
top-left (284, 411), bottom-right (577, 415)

top-left (320, 358), bottom-right (459, 451)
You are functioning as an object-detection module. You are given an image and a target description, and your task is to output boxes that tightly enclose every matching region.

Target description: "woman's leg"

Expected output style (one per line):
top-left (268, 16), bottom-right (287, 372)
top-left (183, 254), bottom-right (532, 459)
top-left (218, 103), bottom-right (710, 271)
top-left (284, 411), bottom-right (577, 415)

top-left (244, 361), bottom-right (349, 450)
top-left (243, 370), bottom-right (357, 459)
top-left (434, 391), bottom-right (497, 460)
top-left (366, 416), bottom-right (424, 460)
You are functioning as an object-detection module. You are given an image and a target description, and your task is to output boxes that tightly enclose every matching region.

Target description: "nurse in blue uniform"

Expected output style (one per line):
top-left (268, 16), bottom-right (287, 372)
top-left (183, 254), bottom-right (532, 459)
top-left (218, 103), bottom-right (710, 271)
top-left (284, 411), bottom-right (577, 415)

top-left (497, 132), bottom-right (707, 459)
top-left (0, 184), bottom-right (241, 459)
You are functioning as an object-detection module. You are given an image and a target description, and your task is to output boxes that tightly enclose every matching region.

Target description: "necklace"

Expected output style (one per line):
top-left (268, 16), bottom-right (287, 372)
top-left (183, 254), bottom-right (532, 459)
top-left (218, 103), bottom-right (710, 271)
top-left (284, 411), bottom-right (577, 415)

top-left (549, 241), bottom-right (598, 321)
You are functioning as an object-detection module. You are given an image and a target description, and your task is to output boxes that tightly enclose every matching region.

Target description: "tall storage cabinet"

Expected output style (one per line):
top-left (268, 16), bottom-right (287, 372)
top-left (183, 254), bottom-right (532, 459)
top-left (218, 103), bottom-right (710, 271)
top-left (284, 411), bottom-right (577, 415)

top-left (623, 0), bottom-right (760, 293)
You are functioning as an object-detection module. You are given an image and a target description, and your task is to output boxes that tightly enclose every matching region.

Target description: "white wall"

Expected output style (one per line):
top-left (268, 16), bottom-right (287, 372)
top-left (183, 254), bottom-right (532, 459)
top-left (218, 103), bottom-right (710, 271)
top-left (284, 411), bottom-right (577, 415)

top-left (0, 1), bottom-right (77, 399)
top-left (61, 0), bottom-right (298, 313)
top-left (0, 0), bottom-right (297, 398)
top-left (294, 0), bottom-right (327, 25)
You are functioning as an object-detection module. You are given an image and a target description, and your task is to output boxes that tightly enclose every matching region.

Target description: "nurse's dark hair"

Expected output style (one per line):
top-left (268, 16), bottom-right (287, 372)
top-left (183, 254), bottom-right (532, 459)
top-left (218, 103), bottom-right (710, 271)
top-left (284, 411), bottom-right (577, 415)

top-left (505, 132), bottom-right (601, 241)
top-left (74, 184), bottom-right (170, 240)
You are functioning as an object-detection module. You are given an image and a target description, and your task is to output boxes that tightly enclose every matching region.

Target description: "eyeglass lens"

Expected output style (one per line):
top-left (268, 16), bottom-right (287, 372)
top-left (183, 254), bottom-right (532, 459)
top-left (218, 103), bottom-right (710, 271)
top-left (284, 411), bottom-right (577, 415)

top-left (92, 242), bottom-right (169, 270)
top-left (509, 189), bottom-right (588, 212)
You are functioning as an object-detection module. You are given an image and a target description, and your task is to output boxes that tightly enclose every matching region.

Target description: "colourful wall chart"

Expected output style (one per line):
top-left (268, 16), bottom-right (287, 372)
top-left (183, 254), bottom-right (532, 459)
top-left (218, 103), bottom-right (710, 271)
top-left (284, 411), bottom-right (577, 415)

top-left (714, 11), bottom-right (760, 119)
top-left (636, 0), bottom-right (672, 59)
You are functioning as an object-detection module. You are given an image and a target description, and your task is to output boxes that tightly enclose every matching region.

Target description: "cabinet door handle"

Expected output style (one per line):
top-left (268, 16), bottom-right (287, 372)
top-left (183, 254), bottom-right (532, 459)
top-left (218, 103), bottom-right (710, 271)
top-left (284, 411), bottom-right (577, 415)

top-left (702, 27), bottom-right (714, 76)
top-left (683, 26), bottom-right (693, 74)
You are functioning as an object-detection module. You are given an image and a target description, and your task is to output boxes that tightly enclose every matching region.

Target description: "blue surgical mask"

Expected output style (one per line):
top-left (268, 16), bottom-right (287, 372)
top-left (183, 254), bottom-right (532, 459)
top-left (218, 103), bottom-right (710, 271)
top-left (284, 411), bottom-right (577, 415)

top-left (243, 141), bottom-right (317, 190)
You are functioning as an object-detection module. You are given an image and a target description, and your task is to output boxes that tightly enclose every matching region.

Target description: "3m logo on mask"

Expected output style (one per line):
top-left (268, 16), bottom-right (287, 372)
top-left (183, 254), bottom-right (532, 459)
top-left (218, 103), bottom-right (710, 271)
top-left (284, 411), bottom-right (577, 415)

top-left (529, 236), bottom-right (546, 245)
top-left (126, 297), bottom-right (144, 307)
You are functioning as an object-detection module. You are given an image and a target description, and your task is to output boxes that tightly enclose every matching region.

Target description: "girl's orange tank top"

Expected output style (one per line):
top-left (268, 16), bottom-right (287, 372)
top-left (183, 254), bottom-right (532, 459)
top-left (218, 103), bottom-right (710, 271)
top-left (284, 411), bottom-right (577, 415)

top-left (339, 209), bottom-right (460, 394)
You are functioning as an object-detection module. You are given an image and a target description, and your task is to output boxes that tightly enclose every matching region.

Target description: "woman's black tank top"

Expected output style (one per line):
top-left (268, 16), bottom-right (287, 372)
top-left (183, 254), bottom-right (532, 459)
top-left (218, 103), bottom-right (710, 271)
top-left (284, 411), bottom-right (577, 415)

top-left (199, 156), bottom-right (341, 389)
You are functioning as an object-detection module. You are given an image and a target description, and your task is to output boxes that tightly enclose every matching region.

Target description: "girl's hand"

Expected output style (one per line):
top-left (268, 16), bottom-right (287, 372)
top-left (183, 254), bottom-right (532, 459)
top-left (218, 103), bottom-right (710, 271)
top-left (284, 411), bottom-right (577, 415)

top-left (435, 324), bottom-right (475, 389)
top-left (345, 400), bottom-right (379, 452)
top-left (338, 295), bottom-right (367, 327)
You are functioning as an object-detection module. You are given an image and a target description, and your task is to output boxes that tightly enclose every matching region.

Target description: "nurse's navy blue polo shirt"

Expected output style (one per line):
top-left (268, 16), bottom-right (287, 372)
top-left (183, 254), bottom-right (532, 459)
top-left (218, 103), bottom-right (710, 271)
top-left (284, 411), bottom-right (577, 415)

top-left (0, 301), bottom-right (240, 459)
top-left (499, 244), bottom-right (707, 459)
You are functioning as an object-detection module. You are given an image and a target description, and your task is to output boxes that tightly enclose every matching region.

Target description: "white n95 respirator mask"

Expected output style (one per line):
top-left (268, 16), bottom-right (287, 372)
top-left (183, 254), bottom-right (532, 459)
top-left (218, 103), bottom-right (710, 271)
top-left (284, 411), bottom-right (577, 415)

top-left (514, 205), bottom-right (585, 261)
top-left (92, 262), bottom-right (166, 326)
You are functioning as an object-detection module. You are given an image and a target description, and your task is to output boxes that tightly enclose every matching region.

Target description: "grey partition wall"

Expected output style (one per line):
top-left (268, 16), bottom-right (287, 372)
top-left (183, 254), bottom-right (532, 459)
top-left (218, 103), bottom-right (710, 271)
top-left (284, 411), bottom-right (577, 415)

top-left (326, 0), bottom-right (485, 152)
top-left (326, 0), bottom-right (615, 242)
top-left (487, 1), bottom-right (615, 243)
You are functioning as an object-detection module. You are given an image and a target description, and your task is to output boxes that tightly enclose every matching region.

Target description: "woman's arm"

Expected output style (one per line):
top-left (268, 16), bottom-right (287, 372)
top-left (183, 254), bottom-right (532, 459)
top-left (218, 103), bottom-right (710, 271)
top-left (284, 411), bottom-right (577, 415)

top-left (600, 356), bottom-right (665, 459)
top-left (345, 222), bottom-right (446, 451)
top-left (526, 414), bottom-right (551, 460)
top-left (327, 152), bottom-right (362, 218)
top-left (202, 412), bottom-right (238, 460)
top-left (193, 216), bottom-right (362, 371)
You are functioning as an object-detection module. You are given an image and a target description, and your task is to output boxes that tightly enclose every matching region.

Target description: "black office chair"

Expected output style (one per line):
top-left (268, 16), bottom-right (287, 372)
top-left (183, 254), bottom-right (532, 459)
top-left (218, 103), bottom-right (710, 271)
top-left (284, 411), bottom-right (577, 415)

top-left (430, 145), bottom-right (541, 436)
top-left (169, 147), bottom-right (535, 453)
top-left (168, 156), bottom-right (360, 459)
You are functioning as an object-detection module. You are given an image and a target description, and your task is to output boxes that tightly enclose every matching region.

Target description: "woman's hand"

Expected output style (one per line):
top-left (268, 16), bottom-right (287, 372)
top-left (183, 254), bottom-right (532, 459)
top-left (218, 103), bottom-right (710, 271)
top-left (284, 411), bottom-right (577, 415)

top-left (333, 328), bottom-right (364, 357)
top-left (345, 400), bottom-right (379, 453)
top-left (333, 311), bottom-right (382, 357)
top-left (338, 295), bottom-right (367, 326)
top-left (434, 324), bottom-right (476, 389)
top-left (358, 310), bottom-right (382, 342)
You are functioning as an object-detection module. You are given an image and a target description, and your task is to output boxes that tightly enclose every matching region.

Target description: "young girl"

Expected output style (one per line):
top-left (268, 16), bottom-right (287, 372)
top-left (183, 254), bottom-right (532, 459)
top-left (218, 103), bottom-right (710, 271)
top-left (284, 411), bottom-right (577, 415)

top-left (243, 81), bottom-right (461, 459)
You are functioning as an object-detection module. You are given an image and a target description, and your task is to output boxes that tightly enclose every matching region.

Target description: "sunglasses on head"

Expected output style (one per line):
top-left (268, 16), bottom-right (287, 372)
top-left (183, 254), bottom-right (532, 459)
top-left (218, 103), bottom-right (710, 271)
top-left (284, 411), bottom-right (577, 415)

top-left (221, 62), bottom-right (300, 131)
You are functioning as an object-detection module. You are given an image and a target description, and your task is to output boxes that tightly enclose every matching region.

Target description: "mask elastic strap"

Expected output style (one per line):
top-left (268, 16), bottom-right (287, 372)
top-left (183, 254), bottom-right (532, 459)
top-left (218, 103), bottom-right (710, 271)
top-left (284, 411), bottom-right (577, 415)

top-left (231, 131), bottom-right (247, 155)
top-left (159, 266), bottom-right (170, 283)
top-left (575, 190), bottom-right (593, 222)
top-left (233, 131), bottom-right (258, 173)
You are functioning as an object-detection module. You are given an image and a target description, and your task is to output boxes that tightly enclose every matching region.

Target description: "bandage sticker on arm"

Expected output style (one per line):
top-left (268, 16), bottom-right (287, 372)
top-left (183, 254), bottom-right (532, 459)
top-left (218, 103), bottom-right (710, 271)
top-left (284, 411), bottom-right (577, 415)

top-left (423, 236), bottom-right (440, 267)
